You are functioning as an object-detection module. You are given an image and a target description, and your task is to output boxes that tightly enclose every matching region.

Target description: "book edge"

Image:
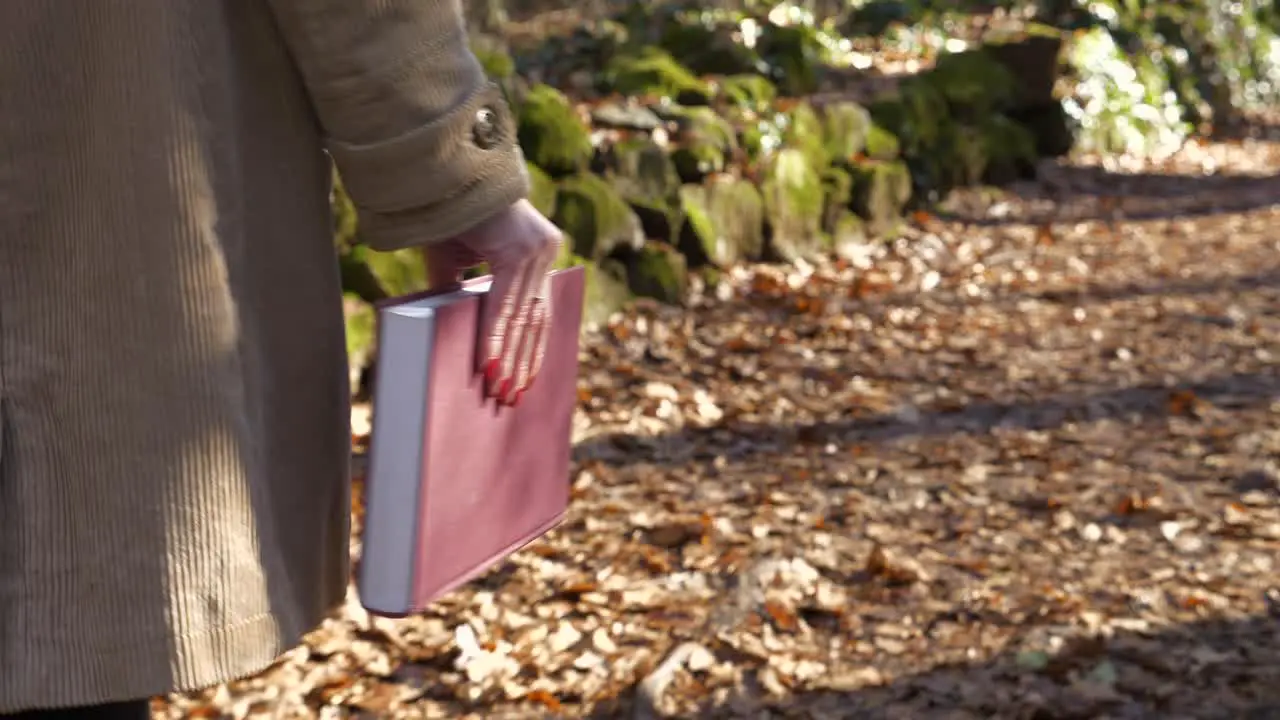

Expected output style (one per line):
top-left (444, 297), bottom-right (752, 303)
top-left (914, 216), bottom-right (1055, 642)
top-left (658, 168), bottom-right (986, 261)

top-left (357, 307), bottom-right (435, 616)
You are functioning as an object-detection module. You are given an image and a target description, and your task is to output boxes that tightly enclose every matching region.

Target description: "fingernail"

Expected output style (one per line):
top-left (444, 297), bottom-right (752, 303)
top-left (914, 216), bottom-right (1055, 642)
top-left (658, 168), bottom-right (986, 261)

top-left (512, 389), bottom-right (525, 407)
top-left (497, 378), bottom-right (513, 401)
top-left (483, 359), bottom-right (500, 385)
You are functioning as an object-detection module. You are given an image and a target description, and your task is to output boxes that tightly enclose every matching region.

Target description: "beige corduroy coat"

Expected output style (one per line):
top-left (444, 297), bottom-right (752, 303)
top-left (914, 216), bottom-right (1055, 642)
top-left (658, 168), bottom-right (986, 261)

top-left (0, 0), bottom-right (528, 712)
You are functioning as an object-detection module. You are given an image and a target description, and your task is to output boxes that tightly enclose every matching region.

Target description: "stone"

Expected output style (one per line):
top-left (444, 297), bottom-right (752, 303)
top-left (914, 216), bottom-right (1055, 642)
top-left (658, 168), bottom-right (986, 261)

top-left (822, 101), bottom-right (872, 164)
top-left (864, 124), bottom-right (901, 161)
top-left (526, 162), bottom-right (558, 218)
top-left (927, 47), bottom-right (1017, 119)
top-left (667, 106), bottom-right (738, 183)
top-left (605, 48), bottom-right (713, 105)
top-left (720, 74), bottom-right (777, 112)
top-left (784, 101), bottom-right (830, 171)
top-left (761, 148), bottom-right (826, 262)
top-left (517, 85), bottom-right (594, 178)
top-left (677, 176), bottom-right (765, 267)
top-left (553, 173), bottom-right (646, 261)
top-left (556, 255), bottom-right (633, 329)
top-left (849, 159), bottom-right (912, 237)
top-left (591, 103), bottom-right (663, 132)
top-left (603, 137), bottom-right (684, 243)
top-left (981, 114), bottom-right (1039, 185)
top-left (621, 242), bottom-right (689, 304)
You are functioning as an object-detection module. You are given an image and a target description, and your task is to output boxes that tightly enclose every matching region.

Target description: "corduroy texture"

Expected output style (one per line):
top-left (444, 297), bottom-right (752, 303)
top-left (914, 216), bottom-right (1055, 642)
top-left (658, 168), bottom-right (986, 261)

top-left (0, 0), bottom-right (527, 712)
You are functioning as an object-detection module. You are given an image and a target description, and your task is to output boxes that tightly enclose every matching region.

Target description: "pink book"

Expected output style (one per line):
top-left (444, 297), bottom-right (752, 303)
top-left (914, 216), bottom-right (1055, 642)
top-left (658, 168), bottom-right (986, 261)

top-left (357, 266), bottom-right (585, 617)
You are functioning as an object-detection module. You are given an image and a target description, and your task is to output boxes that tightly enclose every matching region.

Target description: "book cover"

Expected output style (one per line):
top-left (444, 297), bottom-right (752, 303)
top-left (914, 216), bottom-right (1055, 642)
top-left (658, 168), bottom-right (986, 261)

top-left (358, 266), bottom-right (585, 616)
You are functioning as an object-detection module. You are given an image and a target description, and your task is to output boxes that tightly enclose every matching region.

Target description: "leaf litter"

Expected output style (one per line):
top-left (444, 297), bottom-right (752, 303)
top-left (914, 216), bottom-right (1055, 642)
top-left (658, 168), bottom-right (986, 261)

top-left (159, 129), bottom-right (1280, 718)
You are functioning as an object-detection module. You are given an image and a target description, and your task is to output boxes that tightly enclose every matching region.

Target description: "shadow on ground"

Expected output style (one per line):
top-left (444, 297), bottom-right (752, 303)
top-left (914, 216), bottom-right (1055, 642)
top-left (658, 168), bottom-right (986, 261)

top-left (935, 163), bottom-right (1280, 226)
top-left (670, 612), bottom-right (1280, 719)
top-left (574, 370), bottom-right (1280, 469)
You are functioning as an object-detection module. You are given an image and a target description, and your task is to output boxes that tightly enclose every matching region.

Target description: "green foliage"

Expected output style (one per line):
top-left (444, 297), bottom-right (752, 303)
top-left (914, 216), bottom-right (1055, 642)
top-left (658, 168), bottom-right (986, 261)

top-left (1064, 26), bottom-right (1190, 157)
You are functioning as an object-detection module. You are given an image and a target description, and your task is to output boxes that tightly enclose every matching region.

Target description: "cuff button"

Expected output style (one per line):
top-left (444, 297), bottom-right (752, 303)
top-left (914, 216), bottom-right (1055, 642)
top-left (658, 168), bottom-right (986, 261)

top-left (472, 107), bottom-right (502, 150)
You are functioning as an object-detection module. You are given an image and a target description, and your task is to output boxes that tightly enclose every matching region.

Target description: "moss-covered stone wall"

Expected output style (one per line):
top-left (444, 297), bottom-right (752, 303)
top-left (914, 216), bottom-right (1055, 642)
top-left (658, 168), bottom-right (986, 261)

top-left (337, 0), bottom-right (1280, 383)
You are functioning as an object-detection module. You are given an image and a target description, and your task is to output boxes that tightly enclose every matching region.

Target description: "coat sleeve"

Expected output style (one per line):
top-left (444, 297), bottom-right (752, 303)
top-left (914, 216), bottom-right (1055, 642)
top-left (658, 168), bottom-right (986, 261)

top-left (265, 0), bottom-right (530, 250)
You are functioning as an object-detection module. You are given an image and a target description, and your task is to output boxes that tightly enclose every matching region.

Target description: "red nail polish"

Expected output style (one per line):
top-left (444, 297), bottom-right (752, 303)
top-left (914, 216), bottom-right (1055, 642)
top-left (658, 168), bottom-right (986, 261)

top-left (497, 378), bottom-right (513, 400)
top-left (483, 359), bottom-right (500, 385)
top-left (512, 389), bottom-right (525, 407)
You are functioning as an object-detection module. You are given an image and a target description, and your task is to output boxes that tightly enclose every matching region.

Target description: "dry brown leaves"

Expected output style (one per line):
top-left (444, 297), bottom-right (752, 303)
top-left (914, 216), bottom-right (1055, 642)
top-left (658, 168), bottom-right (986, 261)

top-left (160, 127), bottom-right (1280, 718)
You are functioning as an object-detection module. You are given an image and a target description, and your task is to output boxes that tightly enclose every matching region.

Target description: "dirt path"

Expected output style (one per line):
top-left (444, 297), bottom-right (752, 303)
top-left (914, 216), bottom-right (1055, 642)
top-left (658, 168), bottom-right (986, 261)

top-left (162, 133), bottom-right (1280, 719)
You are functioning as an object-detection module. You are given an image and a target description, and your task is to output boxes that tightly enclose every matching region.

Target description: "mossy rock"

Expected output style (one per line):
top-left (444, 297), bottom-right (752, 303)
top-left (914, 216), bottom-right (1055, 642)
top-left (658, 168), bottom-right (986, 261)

top-left (950, 124), bottom-right (990, 187)
top-left (864, 124), bottom-right (901, 161)
top-left (527, 162), bottom-right (558, 218)
top-left (339, 248), bottom-right (389, 304)
top-left (738, 114), bottom-right (786, 163)
top-left (332, 170), bottom-right (359, 250)
top-left (926, 48), bottom-right (1017, 118)
top-left (668, 106), bottom-right (738, 183)
top-left (604, 138), bottom-right (684, 242)
top-left (671, 144), bottom-right (725, 183)
top-left (659, 20), bottom-right (765, 77)
top-left (343, 292), bottom-right (376, 365)
top-left (783, 102), bottom-right (830, 171)
top-left (553, 173), bottom-right (646, 261)
top-left (607, 137), bottom-right (681, 204)
top-left (471, 37), bottom-right (515, 81)
top-left (755, 23), bottom-right (827, 96)
top-left (721, 74), bottom-right (778, 112)
top-left (558, 254), bottom-right (633, 327)
top-left (849, 159), bottom-right (911, 237)
top-left (670, 106), bottom-right (739, 153)
top-left (677, 177), bottom-right (765, 267)
top-left (761, 148), bottom-right (826, 262)
top-left (821, 167), bottom-right (854, 236)
top-left (605, 48), bottom-right (713, 105)
top-left (343, 292), bottom-right (377, 392)
top-left (981, 32), bottom-right (1065, 109)
top-left (868, 78), bottom-right (950, 155)
top-left (981, 115), bottom-right (1039, 185)
top-left (517, 85), bottom-right (593, 178)
top-left (829, 212), bottom-right (868, 260)
top-left (1009, 102), bottom-right (1075, 157)
top-left (621, 242), bottom-right (689, 304)
top-left (363, 246), bottom-right (428, 297)
top-left (822, 101), bottom-right (872, 164)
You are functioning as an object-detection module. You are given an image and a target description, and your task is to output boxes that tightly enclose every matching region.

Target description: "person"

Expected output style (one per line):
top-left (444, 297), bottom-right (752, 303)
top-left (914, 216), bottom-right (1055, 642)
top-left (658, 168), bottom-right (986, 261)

top-left (0, 1), bottom-right (561, 717)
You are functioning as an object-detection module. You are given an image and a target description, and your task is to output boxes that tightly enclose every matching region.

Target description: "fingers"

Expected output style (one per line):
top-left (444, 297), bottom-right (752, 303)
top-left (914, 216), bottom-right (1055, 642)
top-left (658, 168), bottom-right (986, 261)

top-left (495, 253), bottom-right (553, 404)
top-left (505, 290), bottom-right (550, 405)
top-left (515, 275), bottom-right (553, 396)
top-left (480, 263), bottom-right (528, 399)
top-left (485, 250), bottom-right (555, 406)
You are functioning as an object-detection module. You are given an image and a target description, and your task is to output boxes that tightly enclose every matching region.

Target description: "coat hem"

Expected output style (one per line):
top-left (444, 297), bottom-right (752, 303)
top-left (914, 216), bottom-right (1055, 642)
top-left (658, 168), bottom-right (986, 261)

top-left (0, 603), bottom-right (341, 714)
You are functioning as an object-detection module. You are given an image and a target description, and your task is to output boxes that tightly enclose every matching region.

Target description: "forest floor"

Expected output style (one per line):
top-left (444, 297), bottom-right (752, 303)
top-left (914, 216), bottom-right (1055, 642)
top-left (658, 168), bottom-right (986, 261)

top-left (161, 125), bottom-right (1280, 719)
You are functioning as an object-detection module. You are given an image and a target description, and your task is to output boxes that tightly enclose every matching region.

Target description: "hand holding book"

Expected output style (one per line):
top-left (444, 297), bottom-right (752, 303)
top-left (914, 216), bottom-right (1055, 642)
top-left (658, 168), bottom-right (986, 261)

top-left (419, 198), bottom-right (563, 405)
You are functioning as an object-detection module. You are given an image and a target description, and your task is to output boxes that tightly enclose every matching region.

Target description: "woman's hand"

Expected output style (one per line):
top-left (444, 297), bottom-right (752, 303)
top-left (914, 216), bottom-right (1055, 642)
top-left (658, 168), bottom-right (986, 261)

top-left (421, 199), bottom-right (563, 405)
